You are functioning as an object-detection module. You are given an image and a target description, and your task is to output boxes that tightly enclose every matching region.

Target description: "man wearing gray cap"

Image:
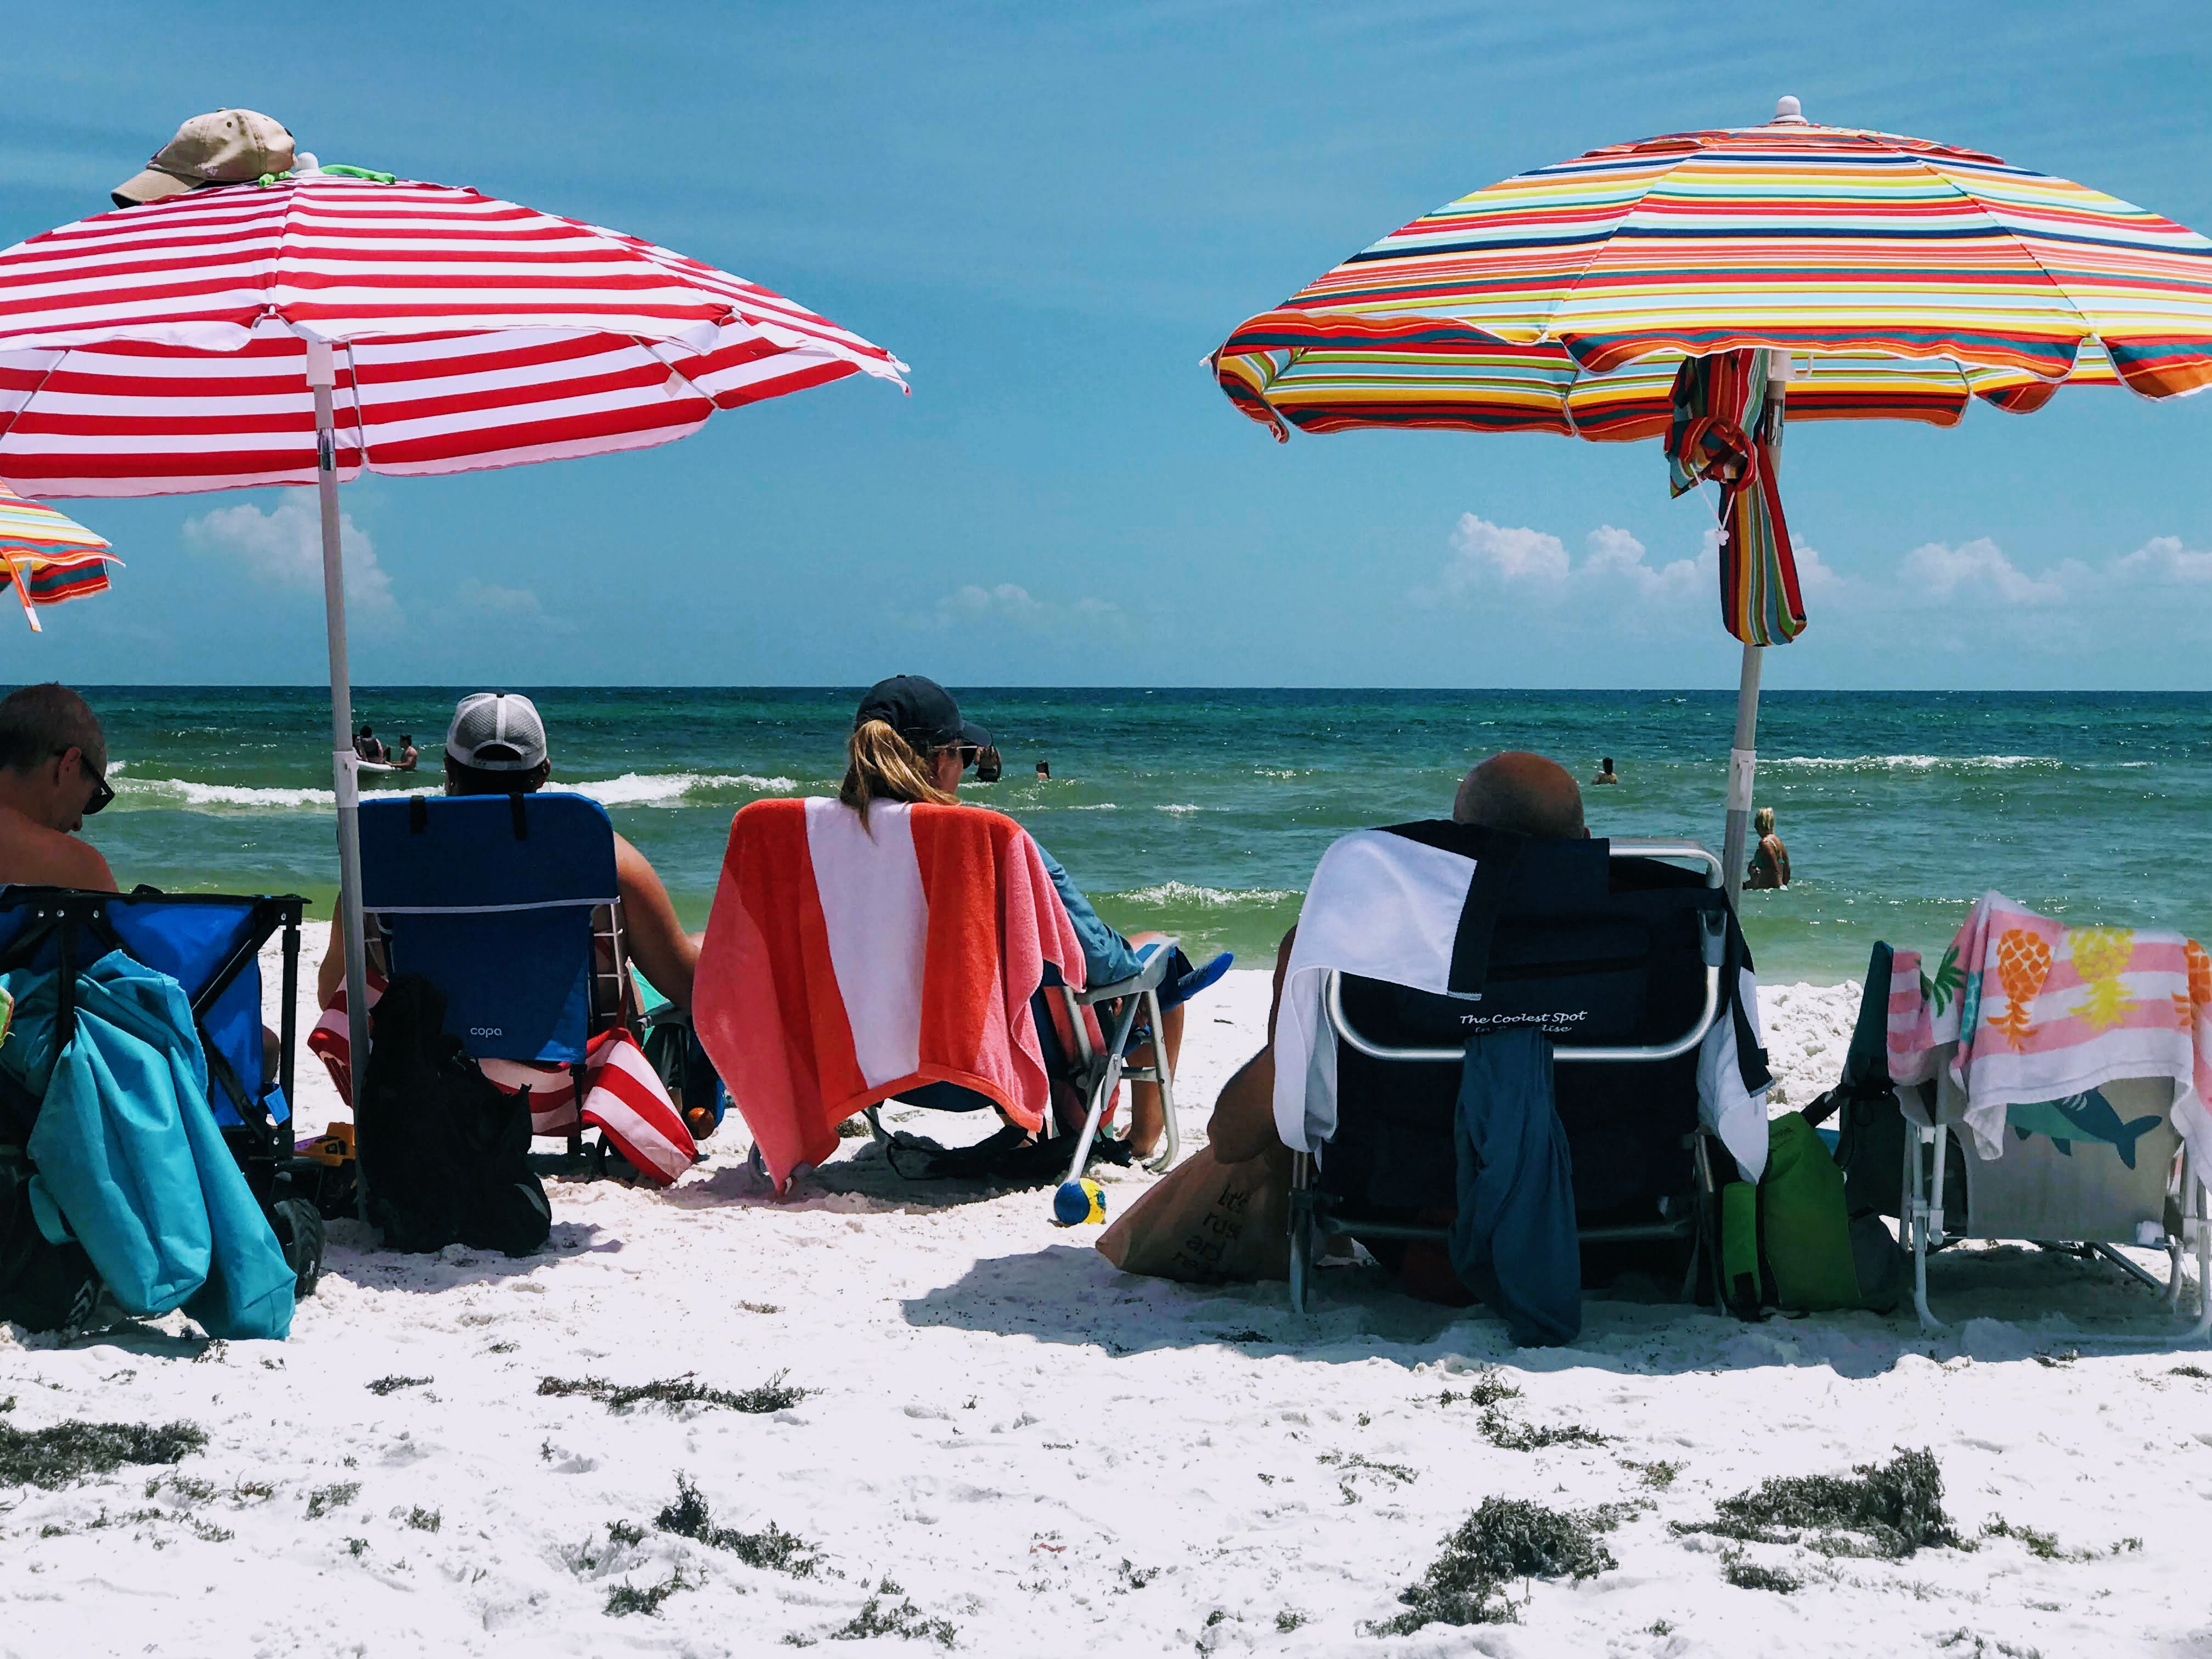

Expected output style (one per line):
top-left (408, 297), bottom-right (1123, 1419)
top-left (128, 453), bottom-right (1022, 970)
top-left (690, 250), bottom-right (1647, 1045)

top-left (112, 110), bottom-right (296, 210)
top-left (318, 692), bottom-right (698, 1016)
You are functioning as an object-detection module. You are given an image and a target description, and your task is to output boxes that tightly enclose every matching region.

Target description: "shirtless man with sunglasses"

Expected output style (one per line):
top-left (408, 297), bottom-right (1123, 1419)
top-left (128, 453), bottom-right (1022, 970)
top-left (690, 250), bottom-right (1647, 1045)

top-left (0, 683), bottom-right (119, 892)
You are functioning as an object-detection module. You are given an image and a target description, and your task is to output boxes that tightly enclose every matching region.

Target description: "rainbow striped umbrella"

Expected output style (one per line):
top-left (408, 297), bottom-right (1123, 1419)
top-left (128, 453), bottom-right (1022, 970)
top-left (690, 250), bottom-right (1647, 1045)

top-left (1212, 98), bottom-right (2212, 894)
top-left (0, 483), bottom-right (120, 631)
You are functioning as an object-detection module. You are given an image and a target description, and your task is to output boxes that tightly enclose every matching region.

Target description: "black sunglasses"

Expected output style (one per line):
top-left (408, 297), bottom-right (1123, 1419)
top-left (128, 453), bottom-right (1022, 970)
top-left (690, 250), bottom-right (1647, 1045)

top-left (58, 746), bottom-right (114, 816)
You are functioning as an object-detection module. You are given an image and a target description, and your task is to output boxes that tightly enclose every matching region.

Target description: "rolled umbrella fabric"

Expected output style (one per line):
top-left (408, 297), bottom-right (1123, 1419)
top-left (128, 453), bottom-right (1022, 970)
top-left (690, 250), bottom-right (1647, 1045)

top-left (0, 483), bottom-right (119, 630)
top-left (1665, 349), bottom-right (1805, 646)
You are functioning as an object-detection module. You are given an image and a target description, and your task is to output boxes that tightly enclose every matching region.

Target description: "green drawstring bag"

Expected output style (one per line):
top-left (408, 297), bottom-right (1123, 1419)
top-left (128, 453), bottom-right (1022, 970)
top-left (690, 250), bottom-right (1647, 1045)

top-left (1760, 1112), bottom-right (1865, 1310)
top-left (1720, 1111), bottom-right (1895, 1314)
top-left (1720, 1179), bottom-right (1762, 1313)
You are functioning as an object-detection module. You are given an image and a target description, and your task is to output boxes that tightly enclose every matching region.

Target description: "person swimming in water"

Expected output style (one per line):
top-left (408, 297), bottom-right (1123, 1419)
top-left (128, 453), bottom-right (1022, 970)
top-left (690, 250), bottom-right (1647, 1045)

top-left (1591, 756), bottom-right (1619, 786)
top-left (1745, 805), bottom-right (1791, 890)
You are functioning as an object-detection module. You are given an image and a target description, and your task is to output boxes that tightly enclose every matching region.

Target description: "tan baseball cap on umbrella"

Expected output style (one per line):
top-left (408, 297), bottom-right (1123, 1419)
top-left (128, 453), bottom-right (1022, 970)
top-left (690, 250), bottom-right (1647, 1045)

top-left (111, 109), bottom-right (296, 208)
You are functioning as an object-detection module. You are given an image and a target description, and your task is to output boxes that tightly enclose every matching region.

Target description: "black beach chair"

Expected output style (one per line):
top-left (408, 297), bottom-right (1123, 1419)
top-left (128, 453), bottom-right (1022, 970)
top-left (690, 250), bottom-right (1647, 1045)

top-left (0, 886), bottom-right (319, 1291)
top-left (1286, 828), bottom-right (1751, 1316)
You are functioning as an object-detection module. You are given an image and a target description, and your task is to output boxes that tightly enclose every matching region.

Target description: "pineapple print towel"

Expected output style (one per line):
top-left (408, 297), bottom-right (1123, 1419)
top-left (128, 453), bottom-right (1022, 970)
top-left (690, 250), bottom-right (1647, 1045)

top-left (1884, 891), bottom-right (2212, 1181)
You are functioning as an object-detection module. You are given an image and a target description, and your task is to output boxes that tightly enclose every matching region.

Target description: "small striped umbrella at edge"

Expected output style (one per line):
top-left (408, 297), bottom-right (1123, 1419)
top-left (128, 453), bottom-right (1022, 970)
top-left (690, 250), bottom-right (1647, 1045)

top-left (0, 483), bottom-right (119, 631)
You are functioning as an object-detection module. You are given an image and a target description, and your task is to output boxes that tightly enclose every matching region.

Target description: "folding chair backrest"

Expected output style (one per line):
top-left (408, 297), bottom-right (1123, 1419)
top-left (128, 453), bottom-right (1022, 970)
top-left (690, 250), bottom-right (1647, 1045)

top-left (0, 890), bottom-right (296, 1130)
top-left (1937, 1069), bottom-right (2180, 1242)
top-left (1324, 825), bottom-right (1728, 1220)
top-left (358, 792), bottom-right (621, 1065)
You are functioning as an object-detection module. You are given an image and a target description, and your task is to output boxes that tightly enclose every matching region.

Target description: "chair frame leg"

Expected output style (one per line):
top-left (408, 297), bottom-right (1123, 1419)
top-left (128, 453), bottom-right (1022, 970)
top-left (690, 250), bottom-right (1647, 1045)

top-left (1287, 1152), bottom-right (1313, 1316)
top-left (1142, 986), bottom-right (1180, 1173)
top-left (1908, 1118), bottom-right (1949, 1333)
top-left (1903, 1133), bottom-right (2208, 1346)
top-left (1057, 988), bottom-right (1134, 1188)
top-left (1687, 1132), bottom-right (1724, 1308)
top-left (1056, 986), bottom-right (1181, 1187)
top-left (2182, 1154), bottom-right (2212, 1344)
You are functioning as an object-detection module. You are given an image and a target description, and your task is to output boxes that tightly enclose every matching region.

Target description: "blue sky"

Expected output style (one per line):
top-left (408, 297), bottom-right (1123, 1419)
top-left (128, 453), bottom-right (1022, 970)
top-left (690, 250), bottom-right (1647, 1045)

top-left (7, 0), bottom-right (2212, 689)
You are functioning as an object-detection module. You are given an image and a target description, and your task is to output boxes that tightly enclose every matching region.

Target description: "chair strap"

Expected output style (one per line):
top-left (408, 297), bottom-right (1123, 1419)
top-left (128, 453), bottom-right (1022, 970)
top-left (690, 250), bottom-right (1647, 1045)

top-left (1448, 830), bottom-right (1525, 998)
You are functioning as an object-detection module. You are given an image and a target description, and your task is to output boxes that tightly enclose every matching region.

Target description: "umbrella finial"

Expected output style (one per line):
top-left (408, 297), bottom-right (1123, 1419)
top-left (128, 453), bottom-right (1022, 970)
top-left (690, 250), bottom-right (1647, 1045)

top-left (1772, 94), bottom-right (1806, 123)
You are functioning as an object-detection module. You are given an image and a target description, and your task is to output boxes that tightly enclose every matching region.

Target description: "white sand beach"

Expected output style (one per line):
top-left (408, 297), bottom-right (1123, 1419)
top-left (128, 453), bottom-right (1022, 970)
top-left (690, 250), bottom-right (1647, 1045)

top-left (0, 925), bottom-right (2205, 1657)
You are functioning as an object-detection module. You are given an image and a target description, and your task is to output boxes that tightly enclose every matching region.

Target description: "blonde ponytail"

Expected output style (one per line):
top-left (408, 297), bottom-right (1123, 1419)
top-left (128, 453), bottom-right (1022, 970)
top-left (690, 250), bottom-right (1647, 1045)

top-left (840, 719), bottom-right (955, 823)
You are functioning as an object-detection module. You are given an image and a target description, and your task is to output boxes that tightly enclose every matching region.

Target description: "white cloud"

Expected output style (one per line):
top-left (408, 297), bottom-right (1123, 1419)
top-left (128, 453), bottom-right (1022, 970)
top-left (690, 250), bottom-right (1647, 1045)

top-left (927, 582), bottom-right (1124, 632)
top-left (1790, 541), bottom-right (1843, 598)
top-left (450, 577), bottom-right (579, 635)
top-left (1440, 515), bottom-right (1570, 590)
top-left (1416, 512), bottom-right (2212, 668)
top-left (2111, 534), bottom-right (2212, 584)
top-left (1420, 516), bottom-right (1705, 614)
top-left (1899, 537), bottom-right (2065, 605)
top-left (183, 490), bottom-right (401, 632)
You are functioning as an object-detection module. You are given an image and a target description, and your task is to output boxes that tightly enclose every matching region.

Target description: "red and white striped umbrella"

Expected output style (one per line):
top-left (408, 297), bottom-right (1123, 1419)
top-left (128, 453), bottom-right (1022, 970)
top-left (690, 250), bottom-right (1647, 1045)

top-left (0, 165), bottom-right (908, 1104)
top-left (0, 171), bottom-right (907, 494)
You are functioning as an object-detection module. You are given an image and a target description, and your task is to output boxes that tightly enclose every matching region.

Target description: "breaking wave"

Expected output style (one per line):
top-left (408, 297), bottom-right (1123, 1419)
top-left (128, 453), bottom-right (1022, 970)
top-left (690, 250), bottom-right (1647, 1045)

top-left (116, 777), bottom-right (338, 811)
top-left (1766, 754), bottom-right (2063, 772)
top-left (562, 772), bottom-right (800, 807)
top-left (112, 770), bottom-right (804, 813)
top-left (1107, 881), bottom-right (1298, 909)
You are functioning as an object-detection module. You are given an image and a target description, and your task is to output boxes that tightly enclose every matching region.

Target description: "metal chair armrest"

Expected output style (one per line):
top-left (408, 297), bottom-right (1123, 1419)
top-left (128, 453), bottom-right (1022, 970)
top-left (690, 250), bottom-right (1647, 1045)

top-left (1323, 961), bottom-right (1721, 1064)
top-left (1075, 938), bottom-right (1178, 1006)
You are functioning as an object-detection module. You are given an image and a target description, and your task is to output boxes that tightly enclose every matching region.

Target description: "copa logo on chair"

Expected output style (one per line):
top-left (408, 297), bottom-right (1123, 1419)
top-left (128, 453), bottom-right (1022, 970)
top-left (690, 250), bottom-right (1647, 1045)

top-left (470, 1026), bottom-right (503, 1039)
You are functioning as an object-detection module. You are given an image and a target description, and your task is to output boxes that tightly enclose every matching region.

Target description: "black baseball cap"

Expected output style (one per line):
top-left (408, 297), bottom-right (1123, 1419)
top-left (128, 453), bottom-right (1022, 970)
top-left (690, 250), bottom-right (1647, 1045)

top-left (855, 675), bottom-right (991, 752)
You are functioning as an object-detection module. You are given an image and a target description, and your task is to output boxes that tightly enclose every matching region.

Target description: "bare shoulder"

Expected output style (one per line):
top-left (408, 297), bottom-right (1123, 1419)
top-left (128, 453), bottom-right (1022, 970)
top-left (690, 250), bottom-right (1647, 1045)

top-left (0, 814), bottom-right (116, 892)
top-left (612, 831), bottom-right (672, 898)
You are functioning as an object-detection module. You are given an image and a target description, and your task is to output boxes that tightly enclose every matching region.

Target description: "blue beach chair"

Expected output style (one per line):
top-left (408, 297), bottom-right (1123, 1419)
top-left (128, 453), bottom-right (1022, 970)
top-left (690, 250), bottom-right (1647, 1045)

top-left (0, 885), bottom-right (319, 1299)
top-left (357, 791), bottom-right (634, 1154)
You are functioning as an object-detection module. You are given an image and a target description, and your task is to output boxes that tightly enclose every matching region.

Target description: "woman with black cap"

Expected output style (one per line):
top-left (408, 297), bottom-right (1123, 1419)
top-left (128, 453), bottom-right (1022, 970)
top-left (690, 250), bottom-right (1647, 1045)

top-left (843, 676), bottom-right (1227, 1158)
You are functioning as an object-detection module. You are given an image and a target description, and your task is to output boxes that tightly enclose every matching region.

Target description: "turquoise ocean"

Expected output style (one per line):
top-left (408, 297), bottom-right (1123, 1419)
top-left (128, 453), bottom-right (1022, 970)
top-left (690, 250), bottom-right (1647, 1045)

top-left (76, 687), bottom-right (2212, 987)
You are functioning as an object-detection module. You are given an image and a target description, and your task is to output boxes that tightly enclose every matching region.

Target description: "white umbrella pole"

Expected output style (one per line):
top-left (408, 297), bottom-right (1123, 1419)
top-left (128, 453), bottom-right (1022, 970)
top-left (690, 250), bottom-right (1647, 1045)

top-left (1721, 642), bottom-right (1761, 907)
top-left (305, 341), bottom-right (372, 1142)
top-left (1720, 363), bottom-right (1790, 910)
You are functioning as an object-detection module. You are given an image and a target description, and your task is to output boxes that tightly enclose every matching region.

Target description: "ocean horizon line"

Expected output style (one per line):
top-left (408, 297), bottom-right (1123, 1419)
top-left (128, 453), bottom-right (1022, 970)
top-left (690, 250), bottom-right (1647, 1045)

top-left (69, 683), bottom-right (2212, 699)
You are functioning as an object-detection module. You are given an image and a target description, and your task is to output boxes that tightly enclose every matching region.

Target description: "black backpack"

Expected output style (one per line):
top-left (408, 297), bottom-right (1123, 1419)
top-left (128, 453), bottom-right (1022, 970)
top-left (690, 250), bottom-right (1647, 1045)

top-left (356, 974), bottom-right (550, 1256)
top-left (0, 1142), bottom-right (103, 1330)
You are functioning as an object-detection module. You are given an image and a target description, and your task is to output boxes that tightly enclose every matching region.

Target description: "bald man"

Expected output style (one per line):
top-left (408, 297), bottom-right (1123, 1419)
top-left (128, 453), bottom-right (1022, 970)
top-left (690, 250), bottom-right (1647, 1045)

top-left (1207, 752), bottom-right (1587, 1164)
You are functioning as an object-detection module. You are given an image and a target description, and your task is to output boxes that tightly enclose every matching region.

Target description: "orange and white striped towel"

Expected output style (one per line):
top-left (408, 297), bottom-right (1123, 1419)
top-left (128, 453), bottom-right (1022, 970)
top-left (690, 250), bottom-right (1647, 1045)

top-left (1886, 890), bottom-right (2212, 1177)
top-left (694, 797), bottom-right (1096, 1195)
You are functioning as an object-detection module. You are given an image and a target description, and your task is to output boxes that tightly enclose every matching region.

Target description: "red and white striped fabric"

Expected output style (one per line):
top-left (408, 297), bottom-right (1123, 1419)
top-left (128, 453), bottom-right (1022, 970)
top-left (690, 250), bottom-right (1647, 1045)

top-left (0, 174), bottom-right (907, 495)
top-left (310, 981), bottom-right (696, 1187)
top-left (696, 797), bottom-right (1098, 1193)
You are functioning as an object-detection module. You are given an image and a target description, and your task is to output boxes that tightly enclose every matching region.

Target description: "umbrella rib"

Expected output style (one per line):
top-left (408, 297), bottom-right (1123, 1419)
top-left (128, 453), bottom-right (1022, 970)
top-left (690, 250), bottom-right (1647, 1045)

top-left (1877, 144), bottom-right (2100, 377)
top-left (0, 348), bottom-right (66, 447)
top-left (1534, 144), bottom-right (1714, 359)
